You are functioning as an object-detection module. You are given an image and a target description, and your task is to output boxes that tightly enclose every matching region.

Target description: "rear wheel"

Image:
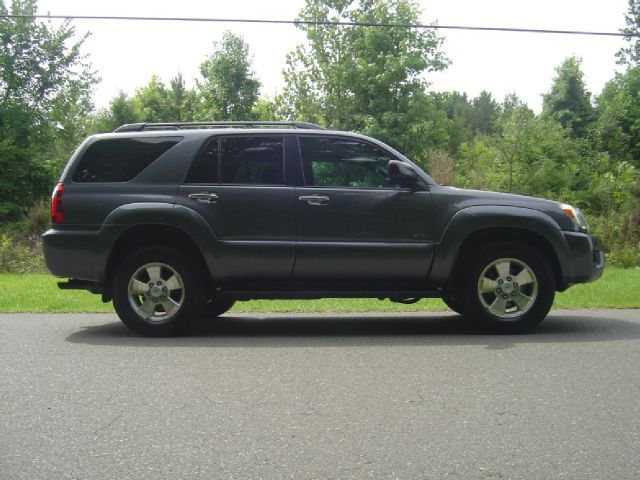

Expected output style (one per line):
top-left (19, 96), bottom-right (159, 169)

top-left (456, 243), bottom-right (555, 333)
top-left (112, 247), bottom-right (205, 337)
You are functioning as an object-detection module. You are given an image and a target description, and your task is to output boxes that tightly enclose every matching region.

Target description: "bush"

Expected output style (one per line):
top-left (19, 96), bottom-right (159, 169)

top-left (22, 198), bottom-right (50, 236)
top-left (607, 244), bottom-right (640, 268)
top-left (0, 231), bottom-right (46, 273)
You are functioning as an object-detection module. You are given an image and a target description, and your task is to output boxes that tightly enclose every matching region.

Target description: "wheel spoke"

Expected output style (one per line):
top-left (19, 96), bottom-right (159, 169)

top-left (488, 296), bottom-right (508, 316)
top-left (495, 261), bottom-right (511, 279)
top-left (130, 280), bottom-right (148, 295)
top-left (138, 298), bottom-right (156, 318)
top-left (479, 277), bottom-right (498, 293)
top-left (514, 268), bottom-right (535, 286)
top-left (512, 291), bottom-right (533, 310)
top-left (146, 265), bottom-right (162, 283)
top-left (160, 297), bottom-right (180, 316)
top-left (164, 274), bottom-right (182, 291)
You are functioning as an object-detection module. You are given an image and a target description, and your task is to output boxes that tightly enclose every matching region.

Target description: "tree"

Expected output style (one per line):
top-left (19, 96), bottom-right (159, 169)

top-left (281, 0), bottom-right (448, 161)
top-left (456, 104), bottom-right (583, 199)
top-left (134, 75), bottom-right (169, 122)
top-left (542, 56), bottom-right (594, 138)
top-left (0, 0), bottom-right (97, 220)
top-left (135, 74), bottom-right (197, 122)
top-left (501, 109), bottom-right (581, 197)
top-left (89, 91), bottom-right (142, 133)
top-left (470, 90), bottom-right (500, 134)
top-left (166, 74), bottom-right (197, 122)
top-left (428, 91), bottom-right (474, 154)
top-left (251, 97), bottom-right (279, 121)
top-left (617, 0), bottom-right (640, 67)
top-left (198, 31), bottom-right (260, 120)
top-left (595, 68), bottom-right (640, 168)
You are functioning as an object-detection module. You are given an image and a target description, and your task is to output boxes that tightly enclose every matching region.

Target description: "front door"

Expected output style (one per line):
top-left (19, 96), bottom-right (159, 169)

top-left (293, 135), bottom-right (435, 280)
top-left (176, 134), bottom-right (295, 280)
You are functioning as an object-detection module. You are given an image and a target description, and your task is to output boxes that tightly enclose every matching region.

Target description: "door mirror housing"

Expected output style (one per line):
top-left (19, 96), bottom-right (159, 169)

top-left (388, 160), bottom-right (423, 190)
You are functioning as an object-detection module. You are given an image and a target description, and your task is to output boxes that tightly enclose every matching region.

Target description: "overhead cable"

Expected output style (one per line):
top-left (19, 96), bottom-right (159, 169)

top-left (0, 14), bottom-right (636, 37)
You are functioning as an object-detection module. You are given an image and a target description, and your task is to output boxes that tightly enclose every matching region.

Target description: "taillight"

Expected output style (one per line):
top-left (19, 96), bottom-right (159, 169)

top-left (51, 183), bottom-right (64, 224)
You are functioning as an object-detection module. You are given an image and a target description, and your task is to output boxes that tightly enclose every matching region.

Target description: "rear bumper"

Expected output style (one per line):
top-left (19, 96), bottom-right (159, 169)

top-left (559, 232), bottom-right (604, 289)
top-left (42, 228), bottom-right (105, 282)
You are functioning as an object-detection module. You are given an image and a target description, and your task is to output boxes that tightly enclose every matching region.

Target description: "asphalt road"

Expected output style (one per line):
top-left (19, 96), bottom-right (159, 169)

top-left (1, 310), bottom-right (640, 480)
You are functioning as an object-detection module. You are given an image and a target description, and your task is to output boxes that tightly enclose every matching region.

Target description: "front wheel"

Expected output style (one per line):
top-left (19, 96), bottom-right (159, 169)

top-left (112, 247), bottom-right (205, 337)
top-left (456, 243), bottom-right (556, 333)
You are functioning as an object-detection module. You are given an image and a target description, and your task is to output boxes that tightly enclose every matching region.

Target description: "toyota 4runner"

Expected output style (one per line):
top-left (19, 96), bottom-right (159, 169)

top-left (43, 121), bottom-right (604, 336)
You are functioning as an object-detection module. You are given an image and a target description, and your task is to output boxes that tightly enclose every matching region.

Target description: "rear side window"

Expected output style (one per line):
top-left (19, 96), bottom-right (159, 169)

top-left (221, 136), bottom-right (284, 185)
top-left (185, 137), bottom-right (219, 184)
top-left (72, 137), bottom-right (181, 182)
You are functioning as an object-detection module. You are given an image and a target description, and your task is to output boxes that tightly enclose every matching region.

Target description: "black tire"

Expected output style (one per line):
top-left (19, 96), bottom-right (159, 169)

top-left (201, 298), bottom-right (236, 319)
top-left (442, 295), bottom-right (464, 315)
top-left (455, 242), bottom-right (556, 333)
top-left (112, 247), bottom-right (205, 337)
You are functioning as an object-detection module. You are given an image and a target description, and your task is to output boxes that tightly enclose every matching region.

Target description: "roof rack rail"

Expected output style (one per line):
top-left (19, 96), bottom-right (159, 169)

top-left (113, 121), bottom-right (326, 133)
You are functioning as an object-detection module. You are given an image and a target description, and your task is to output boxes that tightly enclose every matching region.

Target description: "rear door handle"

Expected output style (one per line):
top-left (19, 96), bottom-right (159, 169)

top-left (299, 195), bottom-right (330, 206)
top-left (189, 192), bottom-right (218, 204)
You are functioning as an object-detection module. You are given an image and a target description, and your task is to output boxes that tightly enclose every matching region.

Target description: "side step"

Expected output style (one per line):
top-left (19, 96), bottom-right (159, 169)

top-left (222, 289), bottom-right (442, 301)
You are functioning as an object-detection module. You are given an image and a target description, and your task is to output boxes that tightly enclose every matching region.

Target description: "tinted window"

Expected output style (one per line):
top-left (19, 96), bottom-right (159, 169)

top-left (185, 137), bottom-right (219, 183)
top-left (72, 137), bottom-right (181, 182)
top-left (300, 137), bottom-right (397, 188)
top-left (220, 137), bottom-right (284, 185)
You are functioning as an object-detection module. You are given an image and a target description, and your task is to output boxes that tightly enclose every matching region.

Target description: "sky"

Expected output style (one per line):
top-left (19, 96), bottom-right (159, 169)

top-left (35, 0), bottom-right (631, 113)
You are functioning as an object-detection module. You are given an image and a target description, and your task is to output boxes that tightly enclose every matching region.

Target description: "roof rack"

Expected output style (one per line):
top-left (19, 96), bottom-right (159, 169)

top-left (113, 121), bottom-right (326, 133)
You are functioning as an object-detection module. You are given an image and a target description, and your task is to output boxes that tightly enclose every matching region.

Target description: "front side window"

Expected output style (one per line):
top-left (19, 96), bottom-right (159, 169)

top-left (72, 137), bottom-right (181, 182)
top-left (220, 136), bottom-right (284, 185)
top-left (300, 136), bottom-right (397, 188)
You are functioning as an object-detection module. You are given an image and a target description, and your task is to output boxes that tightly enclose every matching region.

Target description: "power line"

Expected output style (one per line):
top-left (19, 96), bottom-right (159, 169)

top-left (0, 14), bottom-right (636, 38)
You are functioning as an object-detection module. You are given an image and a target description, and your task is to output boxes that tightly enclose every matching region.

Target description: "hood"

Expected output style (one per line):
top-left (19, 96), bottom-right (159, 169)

top-left (430, 185), bottom-right (575, 232)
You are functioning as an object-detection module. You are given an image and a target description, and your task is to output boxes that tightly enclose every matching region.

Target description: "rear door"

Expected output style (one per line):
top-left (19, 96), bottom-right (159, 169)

top-left (176, 134), bottom-right (295, 280)
top-left (293, 135), bottom-right (435, 279)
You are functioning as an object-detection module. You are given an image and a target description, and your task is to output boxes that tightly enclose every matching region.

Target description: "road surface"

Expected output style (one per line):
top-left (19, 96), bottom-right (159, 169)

top-left (1, 310), bottom-right (639, 479)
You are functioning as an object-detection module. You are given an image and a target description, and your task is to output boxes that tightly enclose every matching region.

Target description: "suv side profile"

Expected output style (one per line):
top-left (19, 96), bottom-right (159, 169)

top-left (43, 121), bottom-right (604, 336)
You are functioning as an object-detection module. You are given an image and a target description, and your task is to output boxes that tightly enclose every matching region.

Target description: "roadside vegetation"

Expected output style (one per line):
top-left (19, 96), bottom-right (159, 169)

top-left (1, 0), bottom-right (639, 285)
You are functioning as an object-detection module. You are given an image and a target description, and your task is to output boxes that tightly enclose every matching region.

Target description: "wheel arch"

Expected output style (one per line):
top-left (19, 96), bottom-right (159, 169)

top-left (101, 224), bottom-right (210, 302)
top-left (449, 227), bottom-right (563, 293)
top-left (430, 206), bottom-right (568, 291)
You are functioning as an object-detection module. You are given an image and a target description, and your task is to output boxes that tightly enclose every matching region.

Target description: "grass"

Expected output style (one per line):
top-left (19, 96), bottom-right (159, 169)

top-left (0, 267), bottom-right (637, 313)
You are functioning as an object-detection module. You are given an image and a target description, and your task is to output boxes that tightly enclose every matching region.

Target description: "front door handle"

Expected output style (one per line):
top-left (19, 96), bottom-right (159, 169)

top-left (299, 195), bottom-right (330, 206)
top-left (189, 192), bottom-right (218, 204)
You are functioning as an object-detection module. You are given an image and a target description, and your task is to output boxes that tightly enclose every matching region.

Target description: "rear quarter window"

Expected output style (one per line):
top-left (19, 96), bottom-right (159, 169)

top-left (72, 137), bottom-right (182, 182)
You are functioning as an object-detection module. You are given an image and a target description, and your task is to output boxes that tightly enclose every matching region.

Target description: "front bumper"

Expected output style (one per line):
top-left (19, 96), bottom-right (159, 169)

top-left (559, 231), bottom-right (604, 289)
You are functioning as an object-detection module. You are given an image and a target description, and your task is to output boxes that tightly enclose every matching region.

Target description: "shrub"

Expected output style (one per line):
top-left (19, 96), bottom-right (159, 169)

top-left (0, 231), bottom-right (46, 273)
top-left (607, 244), bottom-right (640, 268)
top-left (22, 198), bottom-right (50, 236)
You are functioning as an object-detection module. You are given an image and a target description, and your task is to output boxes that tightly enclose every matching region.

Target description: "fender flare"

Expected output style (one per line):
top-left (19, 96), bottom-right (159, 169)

top-left (98, 203), bottom-right (222, 280)
top-left (429, 205), bottom-right (569, 285)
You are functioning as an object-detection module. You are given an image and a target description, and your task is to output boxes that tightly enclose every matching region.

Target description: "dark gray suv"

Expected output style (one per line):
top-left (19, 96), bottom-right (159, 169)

top-left (43, 121), bottom-right (604, 336)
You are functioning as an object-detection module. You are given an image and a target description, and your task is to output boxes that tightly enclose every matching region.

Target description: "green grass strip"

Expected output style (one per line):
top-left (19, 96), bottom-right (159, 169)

top-left (0, 267), bottom-right (637, 313)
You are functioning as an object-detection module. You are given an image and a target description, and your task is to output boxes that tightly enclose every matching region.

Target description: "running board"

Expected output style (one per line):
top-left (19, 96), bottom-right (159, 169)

top-left (222, 289), bottom-right (442, 301)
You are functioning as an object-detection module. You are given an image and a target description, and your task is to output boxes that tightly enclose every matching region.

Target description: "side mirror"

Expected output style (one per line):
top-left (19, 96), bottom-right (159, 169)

top-left (388, 160), bottom-right (422, 190)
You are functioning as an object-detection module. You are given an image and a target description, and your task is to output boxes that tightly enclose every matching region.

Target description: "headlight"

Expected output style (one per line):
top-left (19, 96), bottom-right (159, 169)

top-left (559, 203), bottom-right (589, 232)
